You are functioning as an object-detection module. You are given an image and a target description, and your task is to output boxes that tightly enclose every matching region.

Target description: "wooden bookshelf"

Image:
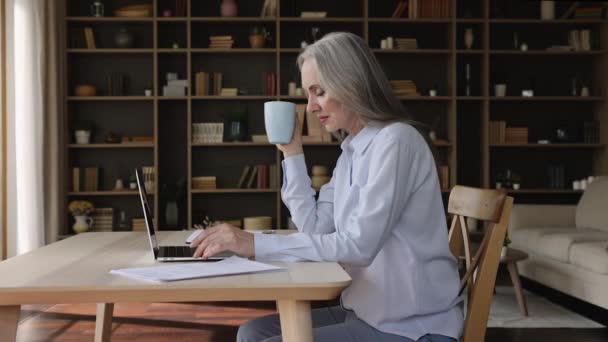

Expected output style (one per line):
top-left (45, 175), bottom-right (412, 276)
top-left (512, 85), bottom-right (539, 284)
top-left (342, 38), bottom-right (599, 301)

top-left (62, 0), bottom-right (608, 237)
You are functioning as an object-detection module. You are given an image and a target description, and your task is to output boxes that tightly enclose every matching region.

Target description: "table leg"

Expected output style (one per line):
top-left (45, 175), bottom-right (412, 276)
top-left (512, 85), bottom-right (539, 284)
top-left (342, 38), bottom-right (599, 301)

top-left (0, 305), bottom-right (20, 342)
top-left (277, 300), bottom-right (312, 342)
top-left (95, 303), bottom-right (114, 342)
top-left (507, 262), bottom-right (528, 316)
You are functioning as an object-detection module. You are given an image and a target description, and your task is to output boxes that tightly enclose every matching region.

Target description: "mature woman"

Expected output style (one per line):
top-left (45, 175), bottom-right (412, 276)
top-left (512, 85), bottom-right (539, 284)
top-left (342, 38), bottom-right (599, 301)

top-left (191, 32), bottom-right (462, 342)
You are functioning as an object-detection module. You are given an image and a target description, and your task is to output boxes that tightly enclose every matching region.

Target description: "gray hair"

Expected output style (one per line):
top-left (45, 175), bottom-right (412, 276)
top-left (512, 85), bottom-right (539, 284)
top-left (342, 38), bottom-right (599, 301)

top-left (297, 32), bottom-right (416, 127)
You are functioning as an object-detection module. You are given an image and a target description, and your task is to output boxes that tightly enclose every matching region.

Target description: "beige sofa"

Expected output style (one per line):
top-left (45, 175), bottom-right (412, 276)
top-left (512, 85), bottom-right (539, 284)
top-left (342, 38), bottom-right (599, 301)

top-left (508, 176), bottom-right (608, 310)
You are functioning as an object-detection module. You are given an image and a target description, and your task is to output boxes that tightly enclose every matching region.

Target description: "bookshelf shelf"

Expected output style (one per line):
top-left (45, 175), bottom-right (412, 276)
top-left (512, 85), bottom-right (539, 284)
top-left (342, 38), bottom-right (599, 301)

top-left (505, 189), bottom-right (584, 194)
top-left (155, 17), bottom-right (188, 22)
top-left (66, 17), bottom-right (154, 22)
top-left (67, 96), bottom-right (154, 101)
top-left (367, 18), bottom-right (451, 23)
top-left (191, 95), bottom-right (276, 100)
top-left (489, 19), bottom-right (606, 24)
top-left (190, 17), bottom-right (276, 22)
top-left (280, 17), bottom-right (363, 23)
top-left (489, 50), bottom-right (605, 55)
top-left (67, 49), bottom-right (155, 54)
top-left (489, 96), bottom-right (603, 102)
top-left (68, 191), bottom-right (141, 196)
top-left (371, 49), bottom-right (451, 54)
top-left (191, 189), bottom-right (279, 194)
top-left (397, 96), bottom-right (452, 101)
top-left (191, 48), bottom-right (278, 54)
top-left (192, 142), bottom-right (274, 147)
top-left (490, 144), bottom-right (605, 149)
top-left (68, 143), bottom-right (154, 149)
top-left (157, 49), bottom-right (189, 53)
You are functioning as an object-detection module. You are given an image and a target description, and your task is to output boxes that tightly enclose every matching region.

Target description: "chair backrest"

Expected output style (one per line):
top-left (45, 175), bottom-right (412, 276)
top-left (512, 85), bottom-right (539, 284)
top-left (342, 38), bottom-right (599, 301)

top-left (447, 185), bottom-right (514, 342)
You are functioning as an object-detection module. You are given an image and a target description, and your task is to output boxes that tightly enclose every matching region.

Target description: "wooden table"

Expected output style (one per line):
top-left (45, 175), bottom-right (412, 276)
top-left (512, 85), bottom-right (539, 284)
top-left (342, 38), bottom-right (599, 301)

top-left (0, 232), bottom-right (351, 342)
top-left (501, 247), bottom-right (529, 316)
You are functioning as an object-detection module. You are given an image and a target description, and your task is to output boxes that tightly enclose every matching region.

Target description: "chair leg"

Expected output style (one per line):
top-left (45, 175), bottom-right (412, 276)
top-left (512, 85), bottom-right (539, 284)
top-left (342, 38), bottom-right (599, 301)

top-left (507, 262), bottom-right (528, 316)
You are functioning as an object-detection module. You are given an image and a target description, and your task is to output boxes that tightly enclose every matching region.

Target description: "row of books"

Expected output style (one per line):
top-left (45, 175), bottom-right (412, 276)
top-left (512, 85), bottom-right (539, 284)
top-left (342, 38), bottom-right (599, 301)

top-left (91, 207), bottom-right (113, 232)
top-left (237, 164), bottom-right (279, 189)
top-left (567, 29), bottom-right (594, 51)
top-left (489, 121), bottom-right (529, 144)
top-left (192, 123), bottom-right (224, 143)
top-left (392, 0), bottom-right (451, 19)
top-left (209, 35), bottom-right (234, 49)
top-left (192, 176), bottom-right (217, 190)
top-left (195, 71), bottom-right (223, 96)
top-left (70, 27), bottom-right (96, 49)
top-left (72, 167), bottom-right (99, 192)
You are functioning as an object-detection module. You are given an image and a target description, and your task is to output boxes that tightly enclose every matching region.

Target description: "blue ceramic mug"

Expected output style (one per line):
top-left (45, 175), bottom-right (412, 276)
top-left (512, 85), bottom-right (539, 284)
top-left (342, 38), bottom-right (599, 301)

top-left (264, 101), bottom-right (296, 144)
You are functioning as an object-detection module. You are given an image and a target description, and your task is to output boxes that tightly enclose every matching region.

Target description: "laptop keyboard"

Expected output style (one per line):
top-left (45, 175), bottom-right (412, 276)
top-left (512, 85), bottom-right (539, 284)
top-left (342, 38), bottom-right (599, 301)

top-left (158, 246), bottom-right (197, 258)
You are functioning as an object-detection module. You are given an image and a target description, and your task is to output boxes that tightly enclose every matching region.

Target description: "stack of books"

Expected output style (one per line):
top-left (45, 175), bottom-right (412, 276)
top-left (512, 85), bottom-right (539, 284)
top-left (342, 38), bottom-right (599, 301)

top-left (192, 176), bottom-right (217, 190)
top-left (92, 208), bottom-right (113, 232)
top-left (209, 35), bottom-right (234, 49)
top-left (192, 123), bottom-right (224, 143)
top-left (389, 80), bottom-right (420, 96)
top-left (573, 7), bottom-right (605, 19)
top-left (132, 218), bottom-right (147, 231)
top-left (141, 166), bottom-right (155, 193)
top-left (568, 29), bottom-right (592, 51)
top-left (395, 38), bottom-right (418, 50)
top-left (219, 88), bottom-right (238, 96)
top-left (505, 127), bottom-right (528, 144)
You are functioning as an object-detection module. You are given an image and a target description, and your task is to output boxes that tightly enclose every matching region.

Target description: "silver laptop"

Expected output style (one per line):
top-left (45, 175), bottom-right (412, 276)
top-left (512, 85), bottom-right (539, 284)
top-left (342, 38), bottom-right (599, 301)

top-left (136, 169), bottom-right (230, 262)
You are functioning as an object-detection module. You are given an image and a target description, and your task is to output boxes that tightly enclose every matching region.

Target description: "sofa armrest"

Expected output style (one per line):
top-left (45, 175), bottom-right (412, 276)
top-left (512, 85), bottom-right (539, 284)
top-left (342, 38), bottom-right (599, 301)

top-left (509, 204), bottom-right (577, 231)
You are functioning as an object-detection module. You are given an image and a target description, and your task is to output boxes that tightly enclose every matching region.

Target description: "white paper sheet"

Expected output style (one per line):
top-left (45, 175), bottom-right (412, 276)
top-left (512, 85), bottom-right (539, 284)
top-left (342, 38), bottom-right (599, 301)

top-left (110, 256), bottom-right (286, 282)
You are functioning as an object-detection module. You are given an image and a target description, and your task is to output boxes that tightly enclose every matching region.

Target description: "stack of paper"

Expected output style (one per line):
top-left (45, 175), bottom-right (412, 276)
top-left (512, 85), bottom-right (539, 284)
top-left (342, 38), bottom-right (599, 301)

top-left (110, 256), bottom-right (285, 282)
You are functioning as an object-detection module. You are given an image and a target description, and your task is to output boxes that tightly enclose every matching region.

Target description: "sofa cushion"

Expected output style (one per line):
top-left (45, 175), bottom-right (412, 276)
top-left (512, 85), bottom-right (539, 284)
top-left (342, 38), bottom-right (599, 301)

top-left (536, 229), bottom-right (608, 263)
top-left (576, 176), bottom-right (608, 232)
top-left (510, 227), bottom-right (575, 254)
top-left (570, 241), bottom-right (608, 275)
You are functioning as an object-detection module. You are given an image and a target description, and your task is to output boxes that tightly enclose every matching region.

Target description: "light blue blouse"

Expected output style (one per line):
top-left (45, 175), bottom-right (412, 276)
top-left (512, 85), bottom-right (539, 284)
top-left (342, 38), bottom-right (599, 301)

top-left (255, 122), bottom-right (463, 340)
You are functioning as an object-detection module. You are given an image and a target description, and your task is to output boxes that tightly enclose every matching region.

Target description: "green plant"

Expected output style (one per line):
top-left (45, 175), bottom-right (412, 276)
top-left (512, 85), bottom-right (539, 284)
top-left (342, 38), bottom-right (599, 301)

top-left (511, 173), bottom-right (521, 184)
top-left (128, 173), bottom-right (137, 183)
top-left (73, 120), bottom-right (94, 131)
top-left (250, 25), bottom-right (270, 39)
top-left (503, 231), bottom-right (512, 247)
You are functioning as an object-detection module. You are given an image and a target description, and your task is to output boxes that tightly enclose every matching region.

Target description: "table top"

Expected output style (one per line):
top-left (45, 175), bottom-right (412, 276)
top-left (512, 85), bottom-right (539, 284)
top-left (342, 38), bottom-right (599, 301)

top-left (0, 232), bottom-right (351, 305)
top-left (501, 247), bottom-right (529, 263)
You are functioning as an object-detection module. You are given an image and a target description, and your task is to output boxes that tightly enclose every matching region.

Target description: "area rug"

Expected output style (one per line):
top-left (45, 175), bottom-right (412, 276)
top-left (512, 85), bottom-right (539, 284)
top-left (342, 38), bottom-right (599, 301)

top-left (485, 286), bottom-right (604, 328)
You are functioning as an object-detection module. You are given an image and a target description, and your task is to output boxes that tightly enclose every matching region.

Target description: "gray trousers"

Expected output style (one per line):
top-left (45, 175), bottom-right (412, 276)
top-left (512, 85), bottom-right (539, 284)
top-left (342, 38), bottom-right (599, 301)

top-left (237, 305), bottom-right (457, 342)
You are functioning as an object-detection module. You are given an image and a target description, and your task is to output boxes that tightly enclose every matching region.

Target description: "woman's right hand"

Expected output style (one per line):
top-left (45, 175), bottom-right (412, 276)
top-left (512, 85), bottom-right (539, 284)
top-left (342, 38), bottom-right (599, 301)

top-left (276, 118), bottom-right (304, 158)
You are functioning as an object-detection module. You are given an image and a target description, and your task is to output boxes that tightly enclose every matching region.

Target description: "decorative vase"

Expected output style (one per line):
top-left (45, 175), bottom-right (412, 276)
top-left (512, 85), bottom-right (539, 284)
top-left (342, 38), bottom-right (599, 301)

top-left (74, 130), bottom-right (91, 144)
top-left (73, 215), bottom-right (93, 234)
top-left (114, 28), bottom-right (134, 48)
top-left (165, 201), bottom-right (178, 229)
top-left (90, 1), bottom-right (104, 17)
top-left (501, 246), bottom-right (508, 258)
top-left (220, 0), bottom-right (238, 17)
top-left (226, 120), bottom-right (248, 141)
top-left (464, 28), bottom-right (474, 49)
top-left (249, 34), bottom-right (266, 48)
top-left (540, 1), bottom-right (555, 20)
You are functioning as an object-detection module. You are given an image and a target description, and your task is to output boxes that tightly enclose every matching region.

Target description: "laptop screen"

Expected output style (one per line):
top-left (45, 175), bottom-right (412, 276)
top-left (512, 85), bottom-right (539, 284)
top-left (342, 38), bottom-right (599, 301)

top-left (136, 168), bottom-right (159, 257)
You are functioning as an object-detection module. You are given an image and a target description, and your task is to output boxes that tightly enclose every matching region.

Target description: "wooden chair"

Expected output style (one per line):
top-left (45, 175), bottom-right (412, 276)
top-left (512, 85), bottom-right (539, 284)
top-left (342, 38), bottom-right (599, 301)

top-left (447, 185), bottom-right (514, 342)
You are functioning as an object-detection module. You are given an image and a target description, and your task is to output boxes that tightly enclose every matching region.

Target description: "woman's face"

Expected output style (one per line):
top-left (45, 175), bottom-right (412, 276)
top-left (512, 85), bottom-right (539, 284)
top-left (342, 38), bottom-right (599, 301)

top-left (301, 57), bottom-right (363, 135)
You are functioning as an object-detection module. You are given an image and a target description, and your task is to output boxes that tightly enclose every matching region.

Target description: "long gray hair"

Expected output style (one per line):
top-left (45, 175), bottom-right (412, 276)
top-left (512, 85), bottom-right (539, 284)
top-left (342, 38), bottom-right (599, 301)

top-left (297, 32), bottom-right (418, 128)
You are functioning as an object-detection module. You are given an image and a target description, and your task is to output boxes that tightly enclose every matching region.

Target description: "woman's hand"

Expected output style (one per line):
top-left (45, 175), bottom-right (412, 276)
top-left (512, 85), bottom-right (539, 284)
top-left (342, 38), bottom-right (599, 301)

top-left (191, 224), bottom-right (255, 259)
top-left (276, 118), bottom-right (304, 158)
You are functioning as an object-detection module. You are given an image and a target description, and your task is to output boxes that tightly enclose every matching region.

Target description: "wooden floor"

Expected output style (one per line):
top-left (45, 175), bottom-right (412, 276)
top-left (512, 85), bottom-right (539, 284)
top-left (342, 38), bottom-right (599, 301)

top-left (15, 301), bottom-right (608, 342)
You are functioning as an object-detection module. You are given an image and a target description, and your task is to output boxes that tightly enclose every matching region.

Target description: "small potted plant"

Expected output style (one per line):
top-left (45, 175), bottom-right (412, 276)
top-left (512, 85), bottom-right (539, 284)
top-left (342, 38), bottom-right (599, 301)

top-left (73, 121), bottom-right (94, 144)
top-left (512, 173), bottom-right (521, 190)
top-left (68, 200), bottom-right (95, 234)
top-left (495, 172), bottom-right (504, 189)
top-left (128, 173), bottom-right (137, 189)
top-left (501, 231), bottom-right (511, 258)
top-left (249, 26), bottom-right (270, 48)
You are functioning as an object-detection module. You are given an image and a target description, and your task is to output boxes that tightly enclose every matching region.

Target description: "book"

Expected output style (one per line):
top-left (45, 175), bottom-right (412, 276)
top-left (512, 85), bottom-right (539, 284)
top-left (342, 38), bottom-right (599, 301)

top-left (237, 165), bottom-right (252, 188)
top-left (246, 166), bottom-right (259, 189)
top-left (84, 27), bottom-right (96, 49)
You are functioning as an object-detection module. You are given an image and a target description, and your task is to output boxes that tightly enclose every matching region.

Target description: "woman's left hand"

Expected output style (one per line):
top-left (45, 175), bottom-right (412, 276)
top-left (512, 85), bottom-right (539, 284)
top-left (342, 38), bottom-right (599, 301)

top-left (191, 223), bottom-right (255, 259)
